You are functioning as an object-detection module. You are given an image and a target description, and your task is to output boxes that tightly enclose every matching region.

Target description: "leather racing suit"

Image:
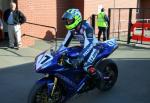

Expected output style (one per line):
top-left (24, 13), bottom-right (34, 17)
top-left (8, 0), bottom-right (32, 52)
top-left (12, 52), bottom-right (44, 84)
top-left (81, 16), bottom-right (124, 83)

top-left (59, 20), bottom-right (101, 74)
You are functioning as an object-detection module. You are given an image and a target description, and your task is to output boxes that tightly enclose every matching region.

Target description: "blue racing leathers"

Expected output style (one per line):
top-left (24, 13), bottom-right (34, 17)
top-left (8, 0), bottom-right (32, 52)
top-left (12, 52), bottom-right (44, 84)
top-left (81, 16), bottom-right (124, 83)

top-left (59, 20), bottom-right (101, 72)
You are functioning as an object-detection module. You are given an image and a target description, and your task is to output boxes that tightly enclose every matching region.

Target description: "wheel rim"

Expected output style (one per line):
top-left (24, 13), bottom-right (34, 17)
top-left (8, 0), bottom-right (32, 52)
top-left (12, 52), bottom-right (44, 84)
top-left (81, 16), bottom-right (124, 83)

top-left (102, 65), bottom-right (117, 89)
top-left (35, 86), bottom-right (62, 103)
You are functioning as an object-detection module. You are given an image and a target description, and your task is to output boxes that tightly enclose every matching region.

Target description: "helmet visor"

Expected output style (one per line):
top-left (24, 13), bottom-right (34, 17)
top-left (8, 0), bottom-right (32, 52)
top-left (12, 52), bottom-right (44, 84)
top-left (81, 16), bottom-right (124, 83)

top-left (62, 12), bottom-right (74, 25)
top-left (62, 12), bottom-right (73, 20)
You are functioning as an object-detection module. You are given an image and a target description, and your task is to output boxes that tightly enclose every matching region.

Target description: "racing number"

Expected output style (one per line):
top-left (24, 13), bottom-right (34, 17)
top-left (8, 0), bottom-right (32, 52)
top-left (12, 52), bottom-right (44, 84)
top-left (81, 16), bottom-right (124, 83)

top-left (40, 55), bottom-right (51, 64)
top-left (107, 40), bottom-right (114, 46)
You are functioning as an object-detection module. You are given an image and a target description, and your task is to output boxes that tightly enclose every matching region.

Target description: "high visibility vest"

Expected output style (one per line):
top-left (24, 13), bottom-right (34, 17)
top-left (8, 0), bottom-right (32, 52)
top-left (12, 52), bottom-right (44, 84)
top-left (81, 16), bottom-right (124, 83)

top-left (97, 12), bottom-right (108, 27)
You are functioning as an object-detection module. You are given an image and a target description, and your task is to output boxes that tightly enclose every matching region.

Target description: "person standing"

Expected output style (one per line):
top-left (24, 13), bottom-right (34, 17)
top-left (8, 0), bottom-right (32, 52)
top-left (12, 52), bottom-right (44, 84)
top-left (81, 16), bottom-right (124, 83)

top-left (0, 18), bottom-right (3, 30)
top-left (3, 2), bottom-right (26, 49)
top-left (97, 8), bottom-right (109, 41)
top-left (0, 9), bottom-right (3, 40)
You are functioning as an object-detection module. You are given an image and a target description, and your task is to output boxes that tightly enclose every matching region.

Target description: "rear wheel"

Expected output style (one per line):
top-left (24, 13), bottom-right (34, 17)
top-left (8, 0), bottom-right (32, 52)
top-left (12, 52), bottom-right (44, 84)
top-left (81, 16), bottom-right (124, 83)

top-left (28, 82), bottom-right (62, 103)
top-left (95, 59), bottom-right (118, 91)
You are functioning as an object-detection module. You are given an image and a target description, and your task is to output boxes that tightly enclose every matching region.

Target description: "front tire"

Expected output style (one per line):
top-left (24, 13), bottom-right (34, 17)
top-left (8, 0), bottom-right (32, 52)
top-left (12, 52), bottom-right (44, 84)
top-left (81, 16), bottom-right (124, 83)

top-left (95, 59), bottom-right (118, 91)
top-left (28, 82), bottom-right (62, 103)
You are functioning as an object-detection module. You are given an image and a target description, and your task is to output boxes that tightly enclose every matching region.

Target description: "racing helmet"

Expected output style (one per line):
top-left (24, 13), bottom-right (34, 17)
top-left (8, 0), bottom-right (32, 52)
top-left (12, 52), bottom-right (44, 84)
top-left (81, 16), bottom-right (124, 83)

top-left (62, 8), bottom-right (82, 30)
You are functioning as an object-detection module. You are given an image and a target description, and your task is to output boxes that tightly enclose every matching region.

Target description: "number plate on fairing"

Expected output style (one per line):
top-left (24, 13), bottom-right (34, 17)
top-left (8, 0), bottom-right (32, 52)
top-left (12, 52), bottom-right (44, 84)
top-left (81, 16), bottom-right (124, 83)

top-left (36, 50), bottom-right (53, 70)
top-left (104, 38), bottom-right (118, 48)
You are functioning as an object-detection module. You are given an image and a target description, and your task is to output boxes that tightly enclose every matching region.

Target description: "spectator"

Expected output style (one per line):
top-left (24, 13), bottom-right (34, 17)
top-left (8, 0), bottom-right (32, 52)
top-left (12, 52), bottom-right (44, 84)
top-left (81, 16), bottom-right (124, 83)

top-left (0, 18), bottom-right (3, 29)
top-left (3, 2), bottom-right (26, 49)
top-left (97, 8), bottom-right (109, 41)
top-left (0, 9), bottom-right (3, 40)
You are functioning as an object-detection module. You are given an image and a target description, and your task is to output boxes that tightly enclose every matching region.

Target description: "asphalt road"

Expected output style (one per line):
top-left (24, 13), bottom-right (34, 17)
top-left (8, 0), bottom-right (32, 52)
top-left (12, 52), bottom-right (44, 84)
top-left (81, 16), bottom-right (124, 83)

top-left (68, 58), bottom-right (150, 103)
top-left (0, 44), bottom-right (150, 103)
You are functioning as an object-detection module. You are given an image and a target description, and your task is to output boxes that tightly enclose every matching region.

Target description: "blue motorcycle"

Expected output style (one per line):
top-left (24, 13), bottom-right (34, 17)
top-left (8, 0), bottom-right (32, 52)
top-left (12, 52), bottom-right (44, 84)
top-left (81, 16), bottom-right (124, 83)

top-left (28, 38), bottom-right (118, 103)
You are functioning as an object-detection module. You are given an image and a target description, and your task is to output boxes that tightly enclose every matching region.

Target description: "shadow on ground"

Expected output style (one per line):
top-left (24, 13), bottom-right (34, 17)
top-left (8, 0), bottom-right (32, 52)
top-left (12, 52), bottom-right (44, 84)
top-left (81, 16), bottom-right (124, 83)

top-left (0, 62), bottom-right (42, 103)
top-left (0, 58), bottom-right (150, 103)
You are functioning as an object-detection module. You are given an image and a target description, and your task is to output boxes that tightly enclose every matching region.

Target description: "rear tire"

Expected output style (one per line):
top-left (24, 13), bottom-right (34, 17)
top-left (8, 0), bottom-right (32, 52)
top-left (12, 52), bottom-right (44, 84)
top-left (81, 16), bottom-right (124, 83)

top-left (28, 82), bottom-right (62, 103)
top-left (95, 59), bottom-right (118, 91)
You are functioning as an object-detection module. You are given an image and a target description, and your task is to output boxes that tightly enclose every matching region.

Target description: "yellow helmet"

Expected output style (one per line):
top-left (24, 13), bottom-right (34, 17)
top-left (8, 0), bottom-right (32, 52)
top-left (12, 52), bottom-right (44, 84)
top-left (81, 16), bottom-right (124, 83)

top-left (62, 9), bottom-right (82, 30)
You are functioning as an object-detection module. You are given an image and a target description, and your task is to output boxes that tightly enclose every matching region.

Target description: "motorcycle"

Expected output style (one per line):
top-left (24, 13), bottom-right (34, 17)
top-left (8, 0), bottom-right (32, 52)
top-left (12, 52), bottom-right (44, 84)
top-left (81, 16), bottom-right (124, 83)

top-left (28, 38), bottom-right (118, 103)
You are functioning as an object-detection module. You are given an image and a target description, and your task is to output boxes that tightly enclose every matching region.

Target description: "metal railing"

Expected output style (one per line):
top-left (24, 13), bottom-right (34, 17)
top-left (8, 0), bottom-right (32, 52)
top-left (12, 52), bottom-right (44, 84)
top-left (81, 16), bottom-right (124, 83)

top-left (23, 22), bottom-right (58, 50)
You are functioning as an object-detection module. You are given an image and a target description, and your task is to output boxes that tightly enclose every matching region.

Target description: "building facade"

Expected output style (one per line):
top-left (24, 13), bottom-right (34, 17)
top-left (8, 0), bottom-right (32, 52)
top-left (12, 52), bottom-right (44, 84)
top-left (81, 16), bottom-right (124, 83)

top-left (0, 0), bottom-right (149, 46)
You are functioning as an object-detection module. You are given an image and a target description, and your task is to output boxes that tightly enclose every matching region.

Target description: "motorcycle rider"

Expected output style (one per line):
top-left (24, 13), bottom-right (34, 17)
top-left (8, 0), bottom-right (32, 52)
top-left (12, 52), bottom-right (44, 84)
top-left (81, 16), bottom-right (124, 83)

top-left (59, 8), bottom-right (102, 79)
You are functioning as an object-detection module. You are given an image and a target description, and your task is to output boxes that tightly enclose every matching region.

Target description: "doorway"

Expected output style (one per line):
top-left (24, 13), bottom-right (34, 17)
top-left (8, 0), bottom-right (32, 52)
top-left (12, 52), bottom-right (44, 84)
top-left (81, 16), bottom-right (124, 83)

top-left (0, 0), bottom-right (12, 40)
top-left (56, 0), bottom-right (84, 38)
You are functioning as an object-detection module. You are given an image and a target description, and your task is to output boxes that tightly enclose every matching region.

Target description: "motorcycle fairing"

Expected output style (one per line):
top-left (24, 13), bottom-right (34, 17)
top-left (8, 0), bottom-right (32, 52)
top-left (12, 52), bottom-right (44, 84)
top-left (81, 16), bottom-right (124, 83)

top-left (96, 38), bottom-right (118, 60)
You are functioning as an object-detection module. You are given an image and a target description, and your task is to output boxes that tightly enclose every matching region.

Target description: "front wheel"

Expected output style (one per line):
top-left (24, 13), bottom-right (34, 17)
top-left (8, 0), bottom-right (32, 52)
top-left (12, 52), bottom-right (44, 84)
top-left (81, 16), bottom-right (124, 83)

top-left (28, 82), bottom-right (62, 103)
top-left (95, 59), bottom-right (118, 91)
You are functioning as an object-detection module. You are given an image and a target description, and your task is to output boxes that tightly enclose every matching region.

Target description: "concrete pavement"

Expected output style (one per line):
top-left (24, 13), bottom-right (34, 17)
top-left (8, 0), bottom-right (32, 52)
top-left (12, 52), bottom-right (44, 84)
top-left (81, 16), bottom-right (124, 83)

top-left (0, 39), bottom-right (150, 68)
top-left (0, 40), bottom-right (52, 68)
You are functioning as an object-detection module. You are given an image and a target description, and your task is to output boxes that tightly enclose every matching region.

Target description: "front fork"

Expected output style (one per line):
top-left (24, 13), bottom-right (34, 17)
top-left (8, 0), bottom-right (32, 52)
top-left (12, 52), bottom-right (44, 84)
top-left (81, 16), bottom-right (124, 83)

top-left (50, 77), bottom-right (58, 96)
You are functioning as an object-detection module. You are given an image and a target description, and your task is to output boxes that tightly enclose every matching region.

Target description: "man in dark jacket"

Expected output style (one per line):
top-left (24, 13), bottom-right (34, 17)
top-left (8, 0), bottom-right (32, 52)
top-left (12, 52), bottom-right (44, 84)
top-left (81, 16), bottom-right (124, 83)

top-left (4, 2), bottom-right (26, 49)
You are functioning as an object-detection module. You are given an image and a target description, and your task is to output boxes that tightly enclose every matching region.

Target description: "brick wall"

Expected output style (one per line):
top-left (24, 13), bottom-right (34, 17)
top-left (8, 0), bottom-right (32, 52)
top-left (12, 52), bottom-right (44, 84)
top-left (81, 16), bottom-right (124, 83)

top-left (17, 0), bottom-right (138, 47)
top-left (84, 0), bottom-right (137, 38)
top-left (18, 0), bottom-right (84, 42)
top-left (84, 0), bottom-right (137, 20)
top-left (18, 0), bottom-right (57, 47)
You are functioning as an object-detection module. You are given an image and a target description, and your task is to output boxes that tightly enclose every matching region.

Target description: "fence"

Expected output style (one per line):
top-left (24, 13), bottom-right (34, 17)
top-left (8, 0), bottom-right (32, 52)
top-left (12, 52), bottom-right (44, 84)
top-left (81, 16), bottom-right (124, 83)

top-left (109, 8), bottom-right (150, 45)
top-left (90, 8), bottom-right (150, 45)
